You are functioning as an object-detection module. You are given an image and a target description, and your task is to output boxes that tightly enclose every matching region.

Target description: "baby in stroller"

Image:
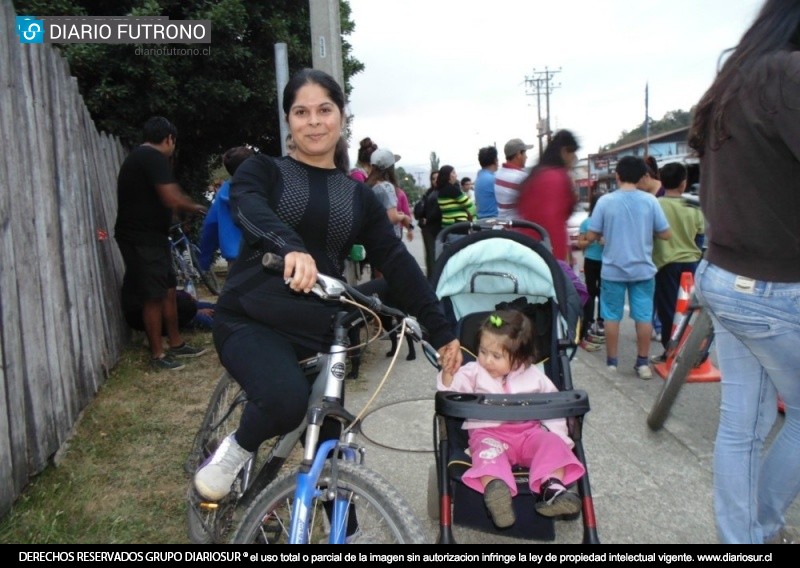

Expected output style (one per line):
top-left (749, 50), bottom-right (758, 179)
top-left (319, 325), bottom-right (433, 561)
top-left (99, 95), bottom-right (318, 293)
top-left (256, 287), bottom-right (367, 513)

top-left (436, 309), bottom-right (585, 529)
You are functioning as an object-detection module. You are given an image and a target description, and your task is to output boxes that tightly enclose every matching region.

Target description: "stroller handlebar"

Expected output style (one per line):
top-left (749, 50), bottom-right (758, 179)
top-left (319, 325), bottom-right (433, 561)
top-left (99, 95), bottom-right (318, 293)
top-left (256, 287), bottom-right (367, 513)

top-left (437, 219), bottom-right (552, 252)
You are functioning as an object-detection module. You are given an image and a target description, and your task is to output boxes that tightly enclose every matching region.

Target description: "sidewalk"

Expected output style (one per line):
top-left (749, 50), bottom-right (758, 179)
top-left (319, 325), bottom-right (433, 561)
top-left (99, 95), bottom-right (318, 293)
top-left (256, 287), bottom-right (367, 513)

top-left (345, 228), bottom-right (799, 545)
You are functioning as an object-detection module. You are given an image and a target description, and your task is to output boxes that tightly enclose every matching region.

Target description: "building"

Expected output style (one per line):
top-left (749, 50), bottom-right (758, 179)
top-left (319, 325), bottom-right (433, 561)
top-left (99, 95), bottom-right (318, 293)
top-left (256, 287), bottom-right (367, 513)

top-left (584, 126), bottom-right (698, 195)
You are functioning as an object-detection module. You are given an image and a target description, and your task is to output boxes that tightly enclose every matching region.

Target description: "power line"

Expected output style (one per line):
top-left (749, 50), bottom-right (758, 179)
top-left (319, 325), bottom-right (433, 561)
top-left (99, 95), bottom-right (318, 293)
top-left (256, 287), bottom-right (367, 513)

top-left (524, 66), bottom-right (561, 159)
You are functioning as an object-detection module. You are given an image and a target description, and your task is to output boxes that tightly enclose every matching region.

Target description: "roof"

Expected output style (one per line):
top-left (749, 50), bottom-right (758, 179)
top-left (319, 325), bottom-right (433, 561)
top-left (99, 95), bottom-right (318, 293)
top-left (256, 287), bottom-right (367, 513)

top-left (590, 126), bottom-right (692, 158)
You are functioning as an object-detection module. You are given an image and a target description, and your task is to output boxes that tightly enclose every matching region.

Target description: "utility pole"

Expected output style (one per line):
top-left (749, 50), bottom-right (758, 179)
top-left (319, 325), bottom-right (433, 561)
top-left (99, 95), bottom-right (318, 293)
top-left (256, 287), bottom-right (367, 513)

top-left (309, 0), bottom-right (344, 88)
top-left (275, 43), bottom-right (290, 155)
top-left (524, 67), bottom-right (561, 159)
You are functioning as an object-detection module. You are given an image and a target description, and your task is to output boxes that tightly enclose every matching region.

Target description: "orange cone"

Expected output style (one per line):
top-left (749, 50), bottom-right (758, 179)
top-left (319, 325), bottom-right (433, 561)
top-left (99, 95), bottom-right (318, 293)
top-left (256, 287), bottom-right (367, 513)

top-left (654, 272), bottom-right (721, 383)
top-left (654, 272), bottom-right (694, 378)
top-left (685, 355), bottom-right (722, 383)
top-left (667, 272), bottom-right (694, 352)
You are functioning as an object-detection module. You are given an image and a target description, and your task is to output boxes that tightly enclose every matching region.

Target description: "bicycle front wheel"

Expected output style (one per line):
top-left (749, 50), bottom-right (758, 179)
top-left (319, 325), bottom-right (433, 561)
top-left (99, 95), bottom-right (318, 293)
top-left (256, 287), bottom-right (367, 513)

top-left (230, 460), bottom-right (428, 544)
top-left (647, 310), bottom-right (714, 431)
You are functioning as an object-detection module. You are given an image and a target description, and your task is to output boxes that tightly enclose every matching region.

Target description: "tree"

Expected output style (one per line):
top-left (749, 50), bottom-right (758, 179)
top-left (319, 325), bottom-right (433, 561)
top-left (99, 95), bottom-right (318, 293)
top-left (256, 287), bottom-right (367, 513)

top-left (395, 166), bottom-right (422, 204)
top-left (14, 0), bottom-right (364, 202)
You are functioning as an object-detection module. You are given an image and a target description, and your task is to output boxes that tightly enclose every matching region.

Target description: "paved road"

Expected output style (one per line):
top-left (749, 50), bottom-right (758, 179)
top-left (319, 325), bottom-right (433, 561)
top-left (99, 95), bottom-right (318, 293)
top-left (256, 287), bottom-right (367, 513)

top-left (345, 227), bottom-right (799, 545)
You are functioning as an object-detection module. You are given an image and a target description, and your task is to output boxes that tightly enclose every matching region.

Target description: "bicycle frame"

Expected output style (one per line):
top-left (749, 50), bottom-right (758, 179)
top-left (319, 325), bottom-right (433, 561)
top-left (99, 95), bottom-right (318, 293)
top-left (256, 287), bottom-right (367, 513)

top-left (237, 356), bottom-right (327, 500)
top-left (285, 308), bottom-right (367, 544)
top-left (169, 224), bottom-right (198, 285)
top-left (664, 292), bottom-right (713, 363)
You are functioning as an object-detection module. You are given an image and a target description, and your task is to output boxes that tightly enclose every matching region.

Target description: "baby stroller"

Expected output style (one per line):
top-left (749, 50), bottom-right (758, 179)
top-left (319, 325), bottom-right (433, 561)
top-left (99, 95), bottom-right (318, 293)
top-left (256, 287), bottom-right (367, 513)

top-left (428, 219), bottom-right (600, 544)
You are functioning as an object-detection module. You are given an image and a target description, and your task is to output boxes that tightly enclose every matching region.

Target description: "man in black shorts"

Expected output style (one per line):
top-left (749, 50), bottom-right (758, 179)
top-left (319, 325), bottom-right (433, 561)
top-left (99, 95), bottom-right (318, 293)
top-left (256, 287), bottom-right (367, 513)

top-left (114, 116), bottom-right (208, 370)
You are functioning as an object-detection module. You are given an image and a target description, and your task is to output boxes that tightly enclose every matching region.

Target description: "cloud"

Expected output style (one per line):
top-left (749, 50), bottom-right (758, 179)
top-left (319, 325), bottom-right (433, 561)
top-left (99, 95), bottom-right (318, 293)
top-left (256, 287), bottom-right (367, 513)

top-left (345, 0), bottom-right (763, 175)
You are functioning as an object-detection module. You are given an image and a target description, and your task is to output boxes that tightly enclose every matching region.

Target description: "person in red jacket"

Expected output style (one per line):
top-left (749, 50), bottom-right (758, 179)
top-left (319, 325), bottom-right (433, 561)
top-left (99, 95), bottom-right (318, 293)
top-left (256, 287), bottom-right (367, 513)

top-left (517, 130), bottom-right (579, 263)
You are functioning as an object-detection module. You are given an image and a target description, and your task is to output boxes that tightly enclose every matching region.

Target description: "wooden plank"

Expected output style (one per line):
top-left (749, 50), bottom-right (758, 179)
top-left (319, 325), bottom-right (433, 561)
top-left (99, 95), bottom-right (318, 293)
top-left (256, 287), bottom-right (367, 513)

top-left (44, 45), bottom-right (80, 431)
top-left (17, 43), bottom-right (57, 473)
top-left (30, 44), bottom-right (75, 453)
top-left (0, 0), bottom-right (29, 516)
top-left (74, 103), bottom-right (102, 393)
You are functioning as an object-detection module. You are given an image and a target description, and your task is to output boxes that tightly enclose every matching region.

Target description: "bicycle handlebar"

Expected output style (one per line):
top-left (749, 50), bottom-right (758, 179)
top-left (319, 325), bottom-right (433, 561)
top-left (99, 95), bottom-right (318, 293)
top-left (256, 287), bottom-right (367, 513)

top-left (261, 252), bottom-right (441, 366)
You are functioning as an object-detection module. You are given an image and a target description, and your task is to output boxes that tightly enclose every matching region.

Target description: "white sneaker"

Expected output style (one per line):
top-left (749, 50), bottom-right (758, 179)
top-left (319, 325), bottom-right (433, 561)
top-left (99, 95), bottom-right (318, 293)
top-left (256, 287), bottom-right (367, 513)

top-left (607, 364), bottom-right (617, 372)
top-left (194, 434), bottom-right (253, 501)
top-left (635, 365), bottom-right (653, 380)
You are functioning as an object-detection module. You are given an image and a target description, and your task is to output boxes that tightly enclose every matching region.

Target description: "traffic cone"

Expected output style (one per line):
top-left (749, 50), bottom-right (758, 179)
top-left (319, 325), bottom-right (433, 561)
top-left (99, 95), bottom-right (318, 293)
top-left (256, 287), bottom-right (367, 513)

top-left (654, 272), bottom-right (721, 383)
top-left (685, 354), bottom-right (722, 383)
top-left (653, 272), bottom-right (694, 378)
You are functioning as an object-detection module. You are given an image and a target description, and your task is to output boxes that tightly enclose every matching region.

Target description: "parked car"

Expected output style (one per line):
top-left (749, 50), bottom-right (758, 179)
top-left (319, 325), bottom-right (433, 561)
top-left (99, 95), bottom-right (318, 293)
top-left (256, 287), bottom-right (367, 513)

top-left (567, 202), bottom-right (589, 250)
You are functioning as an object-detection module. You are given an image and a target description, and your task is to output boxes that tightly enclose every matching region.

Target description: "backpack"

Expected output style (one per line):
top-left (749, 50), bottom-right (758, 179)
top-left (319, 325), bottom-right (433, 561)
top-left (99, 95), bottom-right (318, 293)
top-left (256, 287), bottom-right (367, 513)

top-left (413, 198), bottom-right (426, 222)
top-left (415, 189), bottom-right (441, 226)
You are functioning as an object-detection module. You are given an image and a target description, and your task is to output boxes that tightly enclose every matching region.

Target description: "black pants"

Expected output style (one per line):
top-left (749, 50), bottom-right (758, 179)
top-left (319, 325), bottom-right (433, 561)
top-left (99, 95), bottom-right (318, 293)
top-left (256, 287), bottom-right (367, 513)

top-left (213, 279), bottom-right (390, 452)
top-left (421, 225), bottom-right (441, 278)
top-left (582, 258), bottom-right (602, 339)
top-left (654, 261), bottom-right (698, 351)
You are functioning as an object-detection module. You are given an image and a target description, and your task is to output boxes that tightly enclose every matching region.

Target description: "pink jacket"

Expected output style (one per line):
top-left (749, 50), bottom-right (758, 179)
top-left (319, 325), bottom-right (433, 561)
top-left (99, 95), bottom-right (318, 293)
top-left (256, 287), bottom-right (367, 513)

top-left (437, 361), bottom-right (572, 448)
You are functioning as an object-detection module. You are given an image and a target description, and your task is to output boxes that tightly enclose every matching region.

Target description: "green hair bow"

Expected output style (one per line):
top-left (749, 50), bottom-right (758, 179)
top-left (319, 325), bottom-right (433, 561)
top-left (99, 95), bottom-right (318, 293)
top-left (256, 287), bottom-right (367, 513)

top-left (489, 314), bottom-right (503, 327)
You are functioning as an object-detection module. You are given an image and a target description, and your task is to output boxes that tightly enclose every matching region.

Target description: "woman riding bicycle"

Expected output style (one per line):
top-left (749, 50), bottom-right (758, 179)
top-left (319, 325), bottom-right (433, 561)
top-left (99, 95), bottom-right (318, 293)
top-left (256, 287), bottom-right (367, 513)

top-left (193, 68), bottom-right (462, 502)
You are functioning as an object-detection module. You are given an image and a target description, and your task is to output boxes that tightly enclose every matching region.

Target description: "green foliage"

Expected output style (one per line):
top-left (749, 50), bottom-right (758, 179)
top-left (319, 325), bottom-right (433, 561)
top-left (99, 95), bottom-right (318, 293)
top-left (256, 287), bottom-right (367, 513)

top-left (395, 166), bottom-right (422, 204)
top-left (602, 109), bottom-right (693, 152)
top-left (13, 0), bottom-right (364, 202)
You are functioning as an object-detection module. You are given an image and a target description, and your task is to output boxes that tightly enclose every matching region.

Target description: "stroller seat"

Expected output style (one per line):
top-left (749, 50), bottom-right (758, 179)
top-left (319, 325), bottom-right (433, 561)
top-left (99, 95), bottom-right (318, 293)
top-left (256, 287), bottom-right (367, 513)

top-left (428, 221), bottom-right (600, 544)
top-left (435, 389), bottom-right (590, 540)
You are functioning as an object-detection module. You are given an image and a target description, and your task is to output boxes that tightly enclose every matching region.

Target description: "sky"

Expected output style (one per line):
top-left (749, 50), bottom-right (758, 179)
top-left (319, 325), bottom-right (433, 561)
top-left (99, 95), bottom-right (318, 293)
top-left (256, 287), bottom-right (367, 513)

top-left (344, 0), bottom-right (765, 185)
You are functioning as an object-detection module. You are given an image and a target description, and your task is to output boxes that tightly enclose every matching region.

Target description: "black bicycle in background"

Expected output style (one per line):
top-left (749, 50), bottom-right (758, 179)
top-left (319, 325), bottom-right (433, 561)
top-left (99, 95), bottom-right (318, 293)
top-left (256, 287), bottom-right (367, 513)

top-left (647, 290), bottom-right (715, 431)
top-left (169, 222), bottom-right (221, 297)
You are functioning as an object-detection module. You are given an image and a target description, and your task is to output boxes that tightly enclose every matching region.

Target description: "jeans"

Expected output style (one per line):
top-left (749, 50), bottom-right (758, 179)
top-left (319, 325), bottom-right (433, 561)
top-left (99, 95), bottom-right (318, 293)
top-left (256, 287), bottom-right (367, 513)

top-left (694, 260), bottom-right (800, 544)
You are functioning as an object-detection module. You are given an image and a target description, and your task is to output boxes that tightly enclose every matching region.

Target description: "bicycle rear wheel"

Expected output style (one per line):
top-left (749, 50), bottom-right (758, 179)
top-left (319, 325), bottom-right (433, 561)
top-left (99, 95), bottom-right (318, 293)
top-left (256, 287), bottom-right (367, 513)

top-left (185, 372), bottom-right (301, 543)
top-left (186, 371), bottom-right (246, 543)
top-left (230, 460), bottom-right (427, 544)
top-left (647, 310), bottom-right (714, 431)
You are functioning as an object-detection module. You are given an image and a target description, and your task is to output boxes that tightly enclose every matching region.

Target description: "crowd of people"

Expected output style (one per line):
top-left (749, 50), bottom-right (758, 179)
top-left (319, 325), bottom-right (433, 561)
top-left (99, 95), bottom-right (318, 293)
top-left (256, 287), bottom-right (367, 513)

top-left (114, 0), bottom-right (799, 542)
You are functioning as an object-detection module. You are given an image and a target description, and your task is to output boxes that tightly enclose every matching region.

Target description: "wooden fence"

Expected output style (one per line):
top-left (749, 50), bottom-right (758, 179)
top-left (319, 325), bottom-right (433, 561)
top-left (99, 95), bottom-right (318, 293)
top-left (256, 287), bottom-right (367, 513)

top-left (0, 1), bottom-right (129, 518)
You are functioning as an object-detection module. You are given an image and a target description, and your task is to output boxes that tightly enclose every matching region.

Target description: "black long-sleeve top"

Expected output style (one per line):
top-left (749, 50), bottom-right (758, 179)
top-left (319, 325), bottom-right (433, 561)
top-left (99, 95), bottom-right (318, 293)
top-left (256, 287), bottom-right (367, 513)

top-left (214, 154), bottom-right (455, 352)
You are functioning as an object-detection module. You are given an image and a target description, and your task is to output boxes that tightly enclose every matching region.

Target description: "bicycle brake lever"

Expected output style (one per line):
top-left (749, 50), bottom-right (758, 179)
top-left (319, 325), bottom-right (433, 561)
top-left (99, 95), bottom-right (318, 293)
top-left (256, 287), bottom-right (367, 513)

top-left (401, 317), bottom-right (424, 342)
top-left (421, 340), bottom-right (441, 370)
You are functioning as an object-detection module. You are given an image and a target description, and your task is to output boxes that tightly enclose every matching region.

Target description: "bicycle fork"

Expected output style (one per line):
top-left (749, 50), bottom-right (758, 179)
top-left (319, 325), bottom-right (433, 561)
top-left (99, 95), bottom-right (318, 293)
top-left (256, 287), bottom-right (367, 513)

top-left (289, 436), bottom-right (363, 544)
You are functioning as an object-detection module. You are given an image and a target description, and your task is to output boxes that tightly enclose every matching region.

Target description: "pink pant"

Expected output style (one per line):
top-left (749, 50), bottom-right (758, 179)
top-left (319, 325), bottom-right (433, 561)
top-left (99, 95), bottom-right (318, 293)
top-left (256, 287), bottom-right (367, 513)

top-left (463, 420), bottom-right (585, 496)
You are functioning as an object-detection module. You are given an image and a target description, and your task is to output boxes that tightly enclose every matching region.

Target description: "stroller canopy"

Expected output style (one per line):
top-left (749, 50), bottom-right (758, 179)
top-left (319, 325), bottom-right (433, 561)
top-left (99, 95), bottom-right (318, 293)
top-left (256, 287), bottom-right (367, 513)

top-left (431, 230), bottom-right (580, 344)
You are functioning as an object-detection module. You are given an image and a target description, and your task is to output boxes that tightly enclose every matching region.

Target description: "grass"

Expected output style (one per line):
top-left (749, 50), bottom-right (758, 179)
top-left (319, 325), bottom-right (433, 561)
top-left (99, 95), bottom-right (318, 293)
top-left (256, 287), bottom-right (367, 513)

top-left (0, 288), bottom-right (378, 544)
top-left (0, 329), bottom-right (221, 544)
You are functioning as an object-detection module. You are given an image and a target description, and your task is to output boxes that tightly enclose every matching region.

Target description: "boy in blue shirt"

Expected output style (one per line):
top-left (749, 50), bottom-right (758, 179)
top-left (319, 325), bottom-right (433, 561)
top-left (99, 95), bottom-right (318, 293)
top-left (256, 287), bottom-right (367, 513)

top-left (586, 156), bottom-right (671, 379)
top-left (198, 146), bottom-right (255, 272)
